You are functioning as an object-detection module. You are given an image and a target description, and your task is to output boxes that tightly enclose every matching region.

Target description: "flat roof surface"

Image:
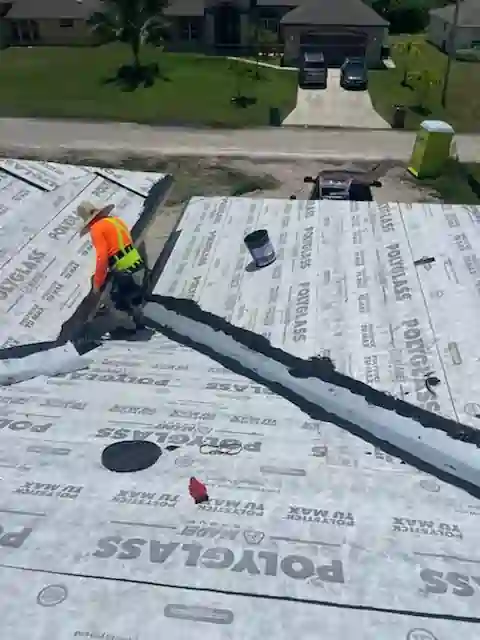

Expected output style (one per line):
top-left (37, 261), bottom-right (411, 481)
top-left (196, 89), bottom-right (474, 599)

top-left (153, 197), bottom-right (480, 429)
top-left (1, 185), bottom-right (480, 637)
top-left (1, 330), bottom-right (479, 637)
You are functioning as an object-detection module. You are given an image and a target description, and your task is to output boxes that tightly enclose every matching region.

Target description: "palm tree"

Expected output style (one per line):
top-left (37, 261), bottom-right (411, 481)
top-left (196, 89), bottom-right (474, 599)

top-left (88, 0), bottom-right (169, 72)
top-left (248, 23), bottom-right (280, 79)
top-left (394, 38), bottom-right (421, 87)
top-left (408, 68), bottom-right (441, 114)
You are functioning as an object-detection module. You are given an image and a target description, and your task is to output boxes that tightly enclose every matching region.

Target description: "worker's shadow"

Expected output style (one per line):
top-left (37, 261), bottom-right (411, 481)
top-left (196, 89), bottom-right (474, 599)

top-left (106, 327), bottom-right (156, 342)
top-left (74, 313), bottom-right (157, 344)
top-left (57, 286), bottom-right (157, 345)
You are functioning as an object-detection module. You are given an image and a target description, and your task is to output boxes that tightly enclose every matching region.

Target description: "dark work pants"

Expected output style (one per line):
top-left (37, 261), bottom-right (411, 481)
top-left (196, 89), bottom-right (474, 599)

top-left (110, 268), bottom-right (147, 320)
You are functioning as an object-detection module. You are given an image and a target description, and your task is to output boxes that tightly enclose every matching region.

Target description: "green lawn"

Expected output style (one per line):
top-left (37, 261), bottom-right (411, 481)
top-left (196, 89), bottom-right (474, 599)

top-left (369, 35), bottom-right (480, 132)
top-left (0, 45), bottom-right (297, 127)
top-left (425, 161), bottom-right (480, 204)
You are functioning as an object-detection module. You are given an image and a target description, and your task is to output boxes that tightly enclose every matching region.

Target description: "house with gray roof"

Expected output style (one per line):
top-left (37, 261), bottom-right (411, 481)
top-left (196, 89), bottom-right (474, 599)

top-left (279, 0), bottom-right (388, 66)
top-left (0, 0), bottom-right (101, 46)
top-left (428, 0), bottom-right (480, 53)
top-left (0, 0), bottom-right (388, 67)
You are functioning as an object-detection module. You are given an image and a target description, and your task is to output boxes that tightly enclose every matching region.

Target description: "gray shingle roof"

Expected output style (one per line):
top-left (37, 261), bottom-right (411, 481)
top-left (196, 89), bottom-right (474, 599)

top-left (281, 0), bottom-right (388, 26)
top-left (3, 0), bottom-right (389, 22)
top-left (4, 0), bottom-right (205, 19)
top-left (256, 0), bottom-right (298, 6)
top-left (164, 0), bottom-right (205, 17)
top-left (430, 1), bottom-right (480, 27)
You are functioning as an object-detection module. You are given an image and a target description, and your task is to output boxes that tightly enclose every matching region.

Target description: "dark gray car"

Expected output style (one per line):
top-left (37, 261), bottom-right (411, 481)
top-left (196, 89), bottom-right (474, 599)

top-left (299, 51), bottom-right (327, 89)
top-left (340, 57), bottom-right (368, 90)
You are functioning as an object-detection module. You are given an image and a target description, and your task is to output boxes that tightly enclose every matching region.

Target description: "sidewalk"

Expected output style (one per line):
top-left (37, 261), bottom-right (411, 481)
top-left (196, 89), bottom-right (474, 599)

top-left (0, 118), bottom-right (479, 162)
top-left (227, 56), bottom-right (297, 71)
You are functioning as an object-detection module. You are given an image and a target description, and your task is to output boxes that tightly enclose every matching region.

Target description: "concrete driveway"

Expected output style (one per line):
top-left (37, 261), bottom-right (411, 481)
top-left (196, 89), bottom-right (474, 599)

top-left (283, 70), bottom-right (390, 129)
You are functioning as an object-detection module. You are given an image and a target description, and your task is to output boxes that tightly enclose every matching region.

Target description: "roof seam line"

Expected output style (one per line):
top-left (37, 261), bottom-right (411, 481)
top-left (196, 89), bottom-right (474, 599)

top-left (398, 204), bottom-right (460, 423)
top-left (1, 562), bottom-right (479, 623)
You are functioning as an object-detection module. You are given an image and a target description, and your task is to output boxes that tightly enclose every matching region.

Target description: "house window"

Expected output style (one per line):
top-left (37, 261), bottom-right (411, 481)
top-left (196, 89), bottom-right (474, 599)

top-left (179, 17), bottom-right (202, 41)
top-left (11, 19), bottom-right (40, 44)
top-left (260, 18), bottom-right (279, 34)
top-left (59, 19), bottom-right (74, 28)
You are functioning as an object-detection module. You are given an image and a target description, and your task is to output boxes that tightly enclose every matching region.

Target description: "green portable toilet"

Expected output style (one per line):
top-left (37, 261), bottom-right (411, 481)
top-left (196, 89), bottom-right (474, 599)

top-left (408, 120), bottom-right (455, 179)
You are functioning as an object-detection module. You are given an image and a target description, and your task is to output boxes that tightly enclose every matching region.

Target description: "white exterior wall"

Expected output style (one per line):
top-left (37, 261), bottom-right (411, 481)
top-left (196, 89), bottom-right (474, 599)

top-left (427, 14), bottom-right (448, 48)
top-left (454, 25), bottom-right (480, 49)
top-left (428, 13), bottom-right (480, 52)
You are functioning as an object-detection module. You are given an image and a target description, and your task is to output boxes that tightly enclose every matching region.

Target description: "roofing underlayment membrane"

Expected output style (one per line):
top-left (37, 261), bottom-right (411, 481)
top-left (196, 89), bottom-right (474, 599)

top-left (1, 163), bottom-right (480, 639)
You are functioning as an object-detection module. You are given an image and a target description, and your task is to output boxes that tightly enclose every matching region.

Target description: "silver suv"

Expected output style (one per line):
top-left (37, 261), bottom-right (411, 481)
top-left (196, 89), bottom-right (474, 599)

top-left (299, 51), bottom-right (327, 89)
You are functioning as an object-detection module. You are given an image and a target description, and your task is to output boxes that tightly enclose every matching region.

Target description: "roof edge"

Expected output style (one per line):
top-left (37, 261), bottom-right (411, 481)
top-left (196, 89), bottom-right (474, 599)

top-left (281, 19), bottom-right (389, 26)
top-left (142, 294), bottom-right (480, 500)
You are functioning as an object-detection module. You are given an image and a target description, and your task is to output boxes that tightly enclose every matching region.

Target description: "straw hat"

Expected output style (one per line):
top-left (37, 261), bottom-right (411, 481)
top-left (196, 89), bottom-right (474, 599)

top-left (76, 201), bottom-right (115, 235)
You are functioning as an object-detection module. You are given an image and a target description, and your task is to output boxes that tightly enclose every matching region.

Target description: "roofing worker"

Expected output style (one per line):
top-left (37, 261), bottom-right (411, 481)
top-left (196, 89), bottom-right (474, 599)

top-left (76, 201), bottom-right (146, 333)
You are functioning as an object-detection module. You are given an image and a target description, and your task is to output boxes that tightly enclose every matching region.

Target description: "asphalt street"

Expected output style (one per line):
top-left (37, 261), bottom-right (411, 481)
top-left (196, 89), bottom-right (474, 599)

top-left (0, 118), bottom-right (478, 162)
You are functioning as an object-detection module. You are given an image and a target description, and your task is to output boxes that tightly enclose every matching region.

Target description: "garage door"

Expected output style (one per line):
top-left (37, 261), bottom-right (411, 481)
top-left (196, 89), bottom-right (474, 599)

top-left (300, 31), bottom-right (367, 66)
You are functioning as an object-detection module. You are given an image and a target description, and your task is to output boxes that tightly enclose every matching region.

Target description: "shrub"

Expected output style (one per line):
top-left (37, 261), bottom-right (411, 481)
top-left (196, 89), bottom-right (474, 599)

top-left (367, 0), bottom-right (452, 35)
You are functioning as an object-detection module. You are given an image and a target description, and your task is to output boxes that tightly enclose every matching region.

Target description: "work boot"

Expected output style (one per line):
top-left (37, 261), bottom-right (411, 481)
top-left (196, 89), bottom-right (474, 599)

top-left (108, 327), bottom-right (139, 340)
top-left (108, 309), bottom-right (149, 339)
top-left (131, 307), bottom-right (146, 331)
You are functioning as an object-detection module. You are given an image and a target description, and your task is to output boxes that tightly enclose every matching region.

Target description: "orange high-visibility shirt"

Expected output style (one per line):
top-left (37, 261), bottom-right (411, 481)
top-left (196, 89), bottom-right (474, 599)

top-left (89, 216), bottom-right (133, 289)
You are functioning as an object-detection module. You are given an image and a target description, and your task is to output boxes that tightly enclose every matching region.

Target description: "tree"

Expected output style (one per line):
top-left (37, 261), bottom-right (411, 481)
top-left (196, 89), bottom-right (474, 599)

top-left (394, 38), bottom-right (422, 86)
top-left (367, 0), bottom-right (451, 34)
top-left (368, 0), bottom-right (394, 19)
top-left (408, 68), bottom-right (441, 113)
top-left (248, 22), bottom-right (279, 78)
top-left (88, 0), bottom-right (168, 72)
top-left (228, 60), bottom-right (257, 107)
